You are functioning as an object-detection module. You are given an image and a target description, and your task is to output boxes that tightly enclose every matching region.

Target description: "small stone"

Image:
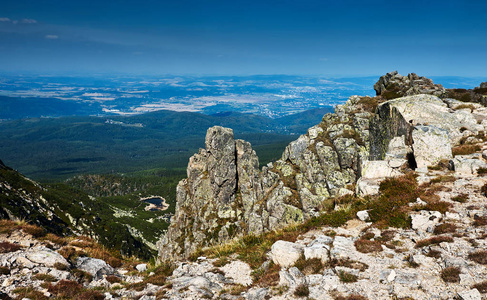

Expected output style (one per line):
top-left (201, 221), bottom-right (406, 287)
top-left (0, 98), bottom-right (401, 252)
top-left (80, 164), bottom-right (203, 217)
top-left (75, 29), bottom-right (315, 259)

top-left (458, 289), bottom-right (481, 300)
top-left (221, 261), bottom-right (252, 286)
top-left (356, 210), bottom-right (370, 221)
top-left (135, 263), bottom-right (147, 272)
top-left (387, 270), bottom-right (396, 282)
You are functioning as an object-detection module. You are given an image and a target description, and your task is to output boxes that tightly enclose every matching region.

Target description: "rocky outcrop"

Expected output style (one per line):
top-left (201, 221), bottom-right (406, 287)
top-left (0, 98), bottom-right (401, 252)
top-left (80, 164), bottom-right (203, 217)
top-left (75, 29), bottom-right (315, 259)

top-left (158, 73), bottom-right (487, 261)
top-left (158, 97), bottom-right (371, 261)
top-left (374, 71), bottom-right (447, 99)
top-left (370, 94), bottom-right (481, 161)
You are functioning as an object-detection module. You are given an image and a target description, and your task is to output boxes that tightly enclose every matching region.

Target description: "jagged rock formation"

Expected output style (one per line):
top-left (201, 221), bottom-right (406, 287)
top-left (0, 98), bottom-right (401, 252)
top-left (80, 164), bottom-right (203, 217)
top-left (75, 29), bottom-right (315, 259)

top-left (158, 97), bottom-right (372, 261)
top-left (158, 72), bottom-right (487, 262)
top-left (374, 71), bottom-right (447, 99)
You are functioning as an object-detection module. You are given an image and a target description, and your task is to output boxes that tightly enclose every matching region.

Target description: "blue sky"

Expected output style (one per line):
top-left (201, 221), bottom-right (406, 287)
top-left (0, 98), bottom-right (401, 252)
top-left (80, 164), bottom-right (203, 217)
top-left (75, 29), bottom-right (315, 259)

top-left (0, 0), bottom-right (486, 76)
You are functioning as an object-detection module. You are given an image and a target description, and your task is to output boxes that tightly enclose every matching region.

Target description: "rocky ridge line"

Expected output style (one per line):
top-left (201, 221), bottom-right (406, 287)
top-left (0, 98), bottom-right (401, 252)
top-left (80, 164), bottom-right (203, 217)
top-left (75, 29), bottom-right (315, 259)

top-left (158, 72), bottom-right (487, 262)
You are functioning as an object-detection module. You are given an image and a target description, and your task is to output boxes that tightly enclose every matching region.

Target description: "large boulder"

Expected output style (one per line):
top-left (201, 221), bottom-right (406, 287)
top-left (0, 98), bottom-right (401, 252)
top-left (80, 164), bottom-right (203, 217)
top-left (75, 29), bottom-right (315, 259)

top-left (270, 240), bottom-right (303, 267)
top-left (76, 257), bottom-right (115, 280)
top-left (23, 248), bottom-right (69, 268)
top-left (411, 125), bottom-right (452, 170)
top-left (371, 94), bottom-right (481, 162)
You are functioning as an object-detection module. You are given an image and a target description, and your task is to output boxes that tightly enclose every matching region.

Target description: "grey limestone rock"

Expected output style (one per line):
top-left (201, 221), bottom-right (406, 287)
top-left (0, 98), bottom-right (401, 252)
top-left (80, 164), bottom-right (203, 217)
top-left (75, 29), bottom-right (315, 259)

top-left (76, 257), bottom-right (115, 280)
top-left (374, 71), bottom-right (446, 98)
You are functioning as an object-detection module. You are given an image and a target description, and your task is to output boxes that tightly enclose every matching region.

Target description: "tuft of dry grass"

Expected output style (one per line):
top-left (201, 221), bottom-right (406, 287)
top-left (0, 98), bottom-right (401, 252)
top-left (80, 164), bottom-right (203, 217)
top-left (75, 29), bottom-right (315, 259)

top-left (0, 219), bottom-right (19, 234)
top-left (337, 270), bottom-right (358, 283)
top-left (482, 184), bottom-right (487, 198)
top-left (425, 249), bottom-right (442, 259)
top-left (43, 233), bottom-right (68, 246)
top-left (21, 224), bottom-right (46, 238)
top-left (0, 241), bottom-right (22, 253)
top-left (253, 262), bottom-right (280, 287)
top-left (75, 290), bottom-right (105, 300)
top-left (452, 144), bottom-right (482, 156)
top-left (70, 268), bottom-right (93, 284)
top-left (434, 223), bottom-right (458, 234)
top-left (34, 273), bottom-right (57, 282)
top-left (227, 284), bottom-right (247, 295)
top-left (335, 295), bottom-right (368, 300)
top-left (293, 284), bottom-right (310, 297)
top-left (13, 287), bottom-right (48, 300)
top-left (294, 256), bottom-right (324, 275)
top-left (430, 175), bottom-right (456, 184)
top-left (53, 261), bottom-right (68, 271)
top-left (48, 280), bottom-right (83, 298)
top-left (427, 159), bottom-right (451, 171)
top-left (452, 194), bottom-right (469, 203)
top-left (106, 275), bottom-right (122, 284)
top-left (440, 266), bottom-right (461, 283)
top-left (415, 235), bottom-right (454, 248)
top-left (0, 266), bottom-right (10, 275)
top-left (69, 236), bottom-right (122, 268)
top-left (145, 274), bottom-right (167, 286)
top-left (473, 281), bottom-right (487, 293)
top-left (468, 250), bottom-right (487, 265)
top-left (354, 239), bottom-right (383, 253)
top-left (473, 216), bottom-right (487, 227)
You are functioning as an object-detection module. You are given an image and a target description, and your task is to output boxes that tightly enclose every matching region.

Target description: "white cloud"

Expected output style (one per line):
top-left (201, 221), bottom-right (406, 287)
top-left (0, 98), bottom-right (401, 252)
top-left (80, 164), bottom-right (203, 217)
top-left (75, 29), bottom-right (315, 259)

top-left (0, 18), bottom-right (10, 22)
top-left (45, 35), bottom-right (59, 39)
top-left (319, 57), bottom-right (329, 62)
top-left (21, 19), bottom-right (37, 24)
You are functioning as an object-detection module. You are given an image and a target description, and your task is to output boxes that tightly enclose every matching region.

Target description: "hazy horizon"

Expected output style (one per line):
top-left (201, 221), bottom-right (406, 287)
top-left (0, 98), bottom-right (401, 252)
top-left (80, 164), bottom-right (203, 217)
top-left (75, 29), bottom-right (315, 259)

top-left (1, 0), bottom-right (486, 76)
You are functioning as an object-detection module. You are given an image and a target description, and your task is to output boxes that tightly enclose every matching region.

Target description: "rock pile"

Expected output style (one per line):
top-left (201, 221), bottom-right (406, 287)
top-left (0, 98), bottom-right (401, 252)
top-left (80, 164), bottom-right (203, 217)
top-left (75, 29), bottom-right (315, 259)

top-left (373, 71), bottom-right (447, 99)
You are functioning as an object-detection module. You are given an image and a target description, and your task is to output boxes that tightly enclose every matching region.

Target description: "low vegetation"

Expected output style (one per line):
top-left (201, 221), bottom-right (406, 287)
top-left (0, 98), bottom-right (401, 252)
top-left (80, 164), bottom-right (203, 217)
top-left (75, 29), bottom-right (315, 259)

top-left (468, 250), bottom-right (487, 265)
top-left (415, 236), bottom-right (454, 248)
top-left (440, 266), bottom-right (461, 283)
top-left (0, 241), bottom-right (22, 253)
top-left (473, 281), bottom-right (487, 293)
top-left (337, 270), bottom-right (358, 283)
top-left (294, 284), bottom-right (310, 297)
top-left (294, 256), bottom-right (324, 275)
top-left (354, 239), bottom-right (383, 253)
